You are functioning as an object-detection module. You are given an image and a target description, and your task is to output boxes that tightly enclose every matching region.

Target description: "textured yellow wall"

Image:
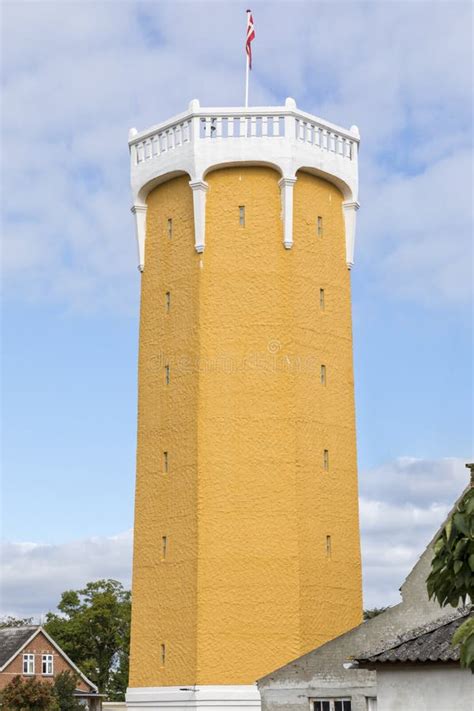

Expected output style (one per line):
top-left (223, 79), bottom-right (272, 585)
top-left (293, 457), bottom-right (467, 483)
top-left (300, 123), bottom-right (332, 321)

top-left (129, 175), bottom-right (199, 687)
top-left (129, 167), bottom-right (362, 688)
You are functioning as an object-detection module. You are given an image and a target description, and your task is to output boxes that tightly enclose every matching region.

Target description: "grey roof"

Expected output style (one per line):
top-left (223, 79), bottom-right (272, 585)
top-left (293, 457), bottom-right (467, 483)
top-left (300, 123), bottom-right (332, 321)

top-left (0, 626), bottom-right (38, 667)
top-left (357, 608), bottom-right (472, 664)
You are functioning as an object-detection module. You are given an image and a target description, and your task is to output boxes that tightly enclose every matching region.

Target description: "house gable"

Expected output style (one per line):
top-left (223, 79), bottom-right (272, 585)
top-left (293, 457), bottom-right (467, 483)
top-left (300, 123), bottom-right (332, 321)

top-left (0, 628), bottom-right (97, 693)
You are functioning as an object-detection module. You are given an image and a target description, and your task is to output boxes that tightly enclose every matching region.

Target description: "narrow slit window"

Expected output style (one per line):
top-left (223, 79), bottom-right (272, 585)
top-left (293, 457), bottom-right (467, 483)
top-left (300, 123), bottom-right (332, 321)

top-left (165, 291), bottom-right (171, 313)
top-left (167, 218), bottom-right (173, 239)
top-left (160, 643), bottom-right (166, 666)
top-left (161, 535), bottom-right (167, 560)
top-left (317, 216), bottom-right (323, 236)
top-left (320, 364), bottom-right (327, 385)
top-left (323, 449), bottom-right (329, 471)
top-left (165, 365), bottom-right (170, 385)
top-left (319, 288), bottom-right (325, 310)
top-left (163, 451), bottom-right (169, 473)
top-left (326, 535), bottom-right (332, 557)
top-left (239, 205), bottom-right (245, 227)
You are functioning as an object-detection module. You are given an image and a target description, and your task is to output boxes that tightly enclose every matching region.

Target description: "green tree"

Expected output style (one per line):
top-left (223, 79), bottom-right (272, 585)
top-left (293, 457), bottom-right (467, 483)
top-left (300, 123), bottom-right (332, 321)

top-left (44, 579), bottom-right (130, 699)
top-left (52, 672), bottom-right (83, 711)
top-left (0, 675), bottom-right (58, 711)
top-left (106, 594), bottom-right (131, 702)
top-left (0, 616), bottom-right (34, 628)
top-left (426, 480), bottom-right (474, 670)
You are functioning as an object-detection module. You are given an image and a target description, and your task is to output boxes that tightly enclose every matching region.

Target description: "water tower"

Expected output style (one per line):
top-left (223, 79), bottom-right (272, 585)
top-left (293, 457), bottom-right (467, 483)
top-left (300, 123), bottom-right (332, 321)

top-left (127, 98), bottom-right (362, 709)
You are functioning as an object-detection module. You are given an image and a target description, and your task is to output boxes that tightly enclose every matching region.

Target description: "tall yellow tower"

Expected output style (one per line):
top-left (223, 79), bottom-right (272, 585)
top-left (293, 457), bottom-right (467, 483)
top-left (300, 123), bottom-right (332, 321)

top-left (127, 98), bottom-right (362, 709)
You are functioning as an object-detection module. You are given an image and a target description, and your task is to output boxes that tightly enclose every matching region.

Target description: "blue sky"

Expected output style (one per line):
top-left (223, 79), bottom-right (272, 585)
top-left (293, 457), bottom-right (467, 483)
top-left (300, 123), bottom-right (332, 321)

top-left (1, 0), bottom-right (473, 615)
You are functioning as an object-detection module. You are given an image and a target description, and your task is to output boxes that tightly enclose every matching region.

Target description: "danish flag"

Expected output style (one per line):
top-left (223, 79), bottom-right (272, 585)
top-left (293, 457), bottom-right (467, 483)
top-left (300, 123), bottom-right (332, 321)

top-left (246, 10), bottom-right (255, 69)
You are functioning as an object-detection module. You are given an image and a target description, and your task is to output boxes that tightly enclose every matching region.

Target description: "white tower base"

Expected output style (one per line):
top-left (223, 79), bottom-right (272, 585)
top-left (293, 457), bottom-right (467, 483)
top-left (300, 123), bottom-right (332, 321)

top-left (126, 685), bottom-right (262, 709)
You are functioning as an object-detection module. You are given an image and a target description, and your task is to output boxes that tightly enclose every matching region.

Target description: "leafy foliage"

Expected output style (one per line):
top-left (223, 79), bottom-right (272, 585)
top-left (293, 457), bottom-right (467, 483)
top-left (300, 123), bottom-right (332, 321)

top-left (363, 607), bottom-right (390, 620)
top-left (0, 616), bottom-right (34, 628)
top-left (0, 675), bottom-right (58, 711)
top-left (427, 487), bottom-right (474, 670)
top-left (44, 579), bottom-right (131, 700)
top-left (452, 617), bottom-right (474, 671)
top-left (0, 672), bottom-right (83, 711)
top-left (52, 672), bottom-right (83, 711)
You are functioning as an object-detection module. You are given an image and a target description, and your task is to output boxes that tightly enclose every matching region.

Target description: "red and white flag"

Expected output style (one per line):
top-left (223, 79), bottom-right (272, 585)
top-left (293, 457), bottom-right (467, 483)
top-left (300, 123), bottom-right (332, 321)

top-left (246, 10), bottom-right (255, 69)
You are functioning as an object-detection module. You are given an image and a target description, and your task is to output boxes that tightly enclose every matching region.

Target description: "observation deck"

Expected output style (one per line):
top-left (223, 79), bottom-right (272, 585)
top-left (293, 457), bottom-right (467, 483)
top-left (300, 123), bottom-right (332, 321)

top-left (128, 98), bottom-right (360, 270)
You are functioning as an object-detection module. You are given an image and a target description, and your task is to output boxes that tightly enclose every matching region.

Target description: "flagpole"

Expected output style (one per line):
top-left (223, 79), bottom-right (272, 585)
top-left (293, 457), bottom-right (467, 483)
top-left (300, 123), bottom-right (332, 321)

top-left (245, 9), bottom-right (250, 107)
top-left (245, 52), bottom-right (249, 108)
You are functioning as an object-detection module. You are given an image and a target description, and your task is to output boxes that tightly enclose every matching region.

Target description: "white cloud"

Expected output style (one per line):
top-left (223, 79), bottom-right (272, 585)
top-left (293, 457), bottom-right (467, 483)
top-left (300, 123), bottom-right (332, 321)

top-left (359, 456), bottom-right (468, 608)
top-left (1, 1), bottom-right (472, 312)
top-left (359, 456), bottom-right (467, 506)
top-left (1, 458), bottom-right (469, 616)
top-left (0, 531), bottom-right (132, 619)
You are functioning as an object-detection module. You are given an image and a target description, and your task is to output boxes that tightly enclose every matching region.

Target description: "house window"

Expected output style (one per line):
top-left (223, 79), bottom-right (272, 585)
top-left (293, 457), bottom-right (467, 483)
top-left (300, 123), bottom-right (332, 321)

top-left (162, 535), bottom-right (167, 560)
top-left (160, 643), bottom-right (166, 665)
top-left (314, 701), bottom-right (351, 711)
top-left (167, 218), bottom-right (173, 239)
top-left (323, 449), bottom-right (329, 471)
top-left (317, 216), bottom-right (323, 236)
top-left (326, 535), bottom-right (332, 557)
top-left (165, 365), bottom-right (170, 385)
top-left (165, 291), bottom-right (171, 312)
top-left (163, 451), bottom-right (169, 473)
top-left (239, 206), bottom-right (245, 226)
top-left (23, 654), bottom-right (35, 674)
top-left (42, 654), bottom-right (53, 675)
top-left (366, 699), bottom-right (377, 711)
top-left (319, 288), bottom-right (325, 310)
top-left (320, 364), bottom-right (326, 385)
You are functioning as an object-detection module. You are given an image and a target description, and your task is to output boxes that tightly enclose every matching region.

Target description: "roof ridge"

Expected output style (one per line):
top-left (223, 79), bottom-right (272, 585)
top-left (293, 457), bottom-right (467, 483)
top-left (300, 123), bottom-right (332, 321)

top-left (0, 625), bottom-right (39, 630)
top-left (358, 606), bottom-right (472, 660)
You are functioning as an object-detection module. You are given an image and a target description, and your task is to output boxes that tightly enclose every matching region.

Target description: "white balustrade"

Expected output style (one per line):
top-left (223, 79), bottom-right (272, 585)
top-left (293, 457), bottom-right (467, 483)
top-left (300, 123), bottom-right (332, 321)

top-left (129, 100), bottom-right (360, 272)
top-left (131, 108), bottom-right (357, 166)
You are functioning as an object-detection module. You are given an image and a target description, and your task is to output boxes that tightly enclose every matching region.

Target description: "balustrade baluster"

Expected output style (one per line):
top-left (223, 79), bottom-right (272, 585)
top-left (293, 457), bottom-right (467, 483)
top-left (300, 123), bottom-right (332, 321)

top-left (152, 136), bottom-right (159, 157)
top-left (273, 116), bottom-right (280, 137)
top-left (250, 115), bottom-right (257, 137)
top-left (239, 115), bottom-right (247, 138)
top-left (227, 117), bottom-right (234, 137)
top-left (261, 116), bottom-right (268, 137)
top-left (183, 121), bottom-right (190, 143)
top-left (215, 117), bottom-right (223, 138)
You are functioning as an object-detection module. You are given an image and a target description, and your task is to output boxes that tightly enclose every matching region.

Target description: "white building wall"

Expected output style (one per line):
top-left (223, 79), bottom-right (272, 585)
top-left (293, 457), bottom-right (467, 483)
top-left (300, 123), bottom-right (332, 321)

top-left (376, 666), bottom-right (474, 711)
